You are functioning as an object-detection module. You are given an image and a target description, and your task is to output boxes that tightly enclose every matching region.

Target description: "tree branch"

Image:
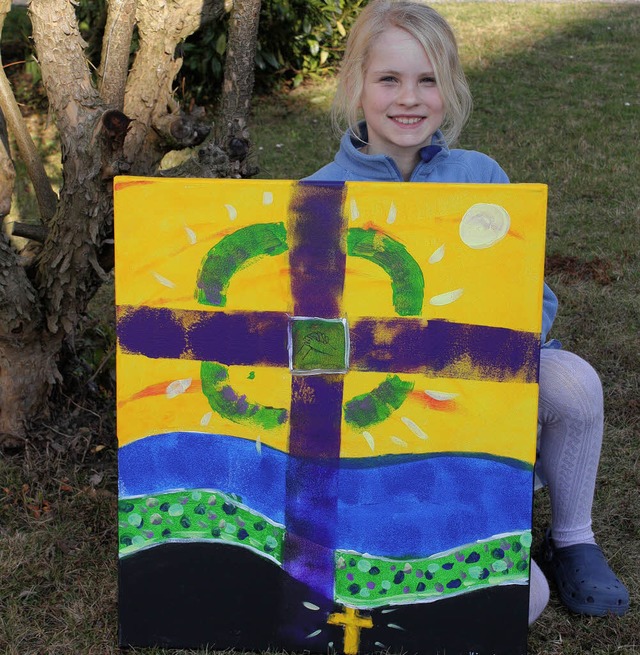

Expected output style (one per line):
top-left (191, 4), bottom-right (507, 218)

top-left (123, 0), bottom-right (225, 172)
top-left (218, 0), bottom-right (261, 140)
top-left (29, 0), bottom-right (103, 148)
top-left (0, 108), bottom-right (15, 218)
top-left (0, 0), bottom-right (57, 224)
top-left (98, 0), bottom-right (137, 110)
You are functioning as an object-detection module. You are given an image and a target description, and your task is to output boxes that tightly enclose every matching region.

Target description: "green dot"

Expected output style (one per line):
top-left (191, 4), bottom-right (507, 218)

top-left (146, 497), bottom-right (159, 507)
top-left (492, 560), bottom-right (508, 572)
top-left (520, 532), bottom-right (532, 548)
top-left (127, 513), bottom-right (143, 527)
top-left (132, 535), bottom-right (145, 546)
top-left (265, 536), bottom-right (278, 549)
top-left (191, 491), bottom-right (202, 501)
top-left (357, 559), bottom-right (372, 573)
top-left (428, 563), bottom-right (440, 573)
top-left (168, 504), bottom-right (184, 517)
top-left (359, 588), bottom-right (370, 598)
top-left (468, 566), bottom-right (484, 579)
top-left (224, 522), bottom-right (236, 534)
top-left (381, 580), bottom-right (391, 590)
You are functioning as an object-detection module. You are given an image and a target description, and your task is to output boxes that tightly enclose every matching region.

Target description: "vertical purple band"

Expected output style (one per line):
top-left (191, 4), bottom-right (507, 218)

top-left (289, 182), bottom-right (347, 317)
top-left (283, 183), bottom-right (347, 601)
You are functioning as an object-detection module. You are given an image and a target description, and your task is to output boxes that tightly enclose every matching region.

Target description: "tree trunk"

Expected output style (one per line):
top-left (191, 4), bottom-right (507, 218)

top-left (0, 0), bottom-right (263, 442)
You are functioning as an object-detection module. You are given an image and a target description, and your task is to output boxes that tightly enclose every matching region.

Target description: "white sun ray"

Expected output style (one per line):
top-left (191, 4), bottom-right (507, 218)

top-left (350, 198), bottom-right (360, 221)
top-left (166, 378), bottom-right (192, 399)
top-left (387, 623), bottom-right (406, 631)
top-left (362, 431), bottom-right (375, 451)
top-left (424, 389), bottom-right (459, 401)
top-left (375, 642), bottom-right (387, 649)
top-left (428, 244), bottom-right (445, 264)
top-left (152, 271), bottom-right (176, 288)
top-left (255, 435), bottom-right (262, 455)
top-left (263, 191), bottom-right (273, 205)
top-left (390, 436), bottom-right (408, 448)
top-left (430, 288), bottom-right (463, 306)
top-left (401, 416), bottom-right (428, 440)
top-left (200, 411), bottom-right (213, 426)
top-left (386, 201), bottom-right (397, 224)
top-left (303, 601), bottom-right (320, 611)
top-left (306, 629), bottom-right (322, 639)
top-left (225, 203), bottom-right (238, 220)
top-left (184, 225), bottom-right (197, 244)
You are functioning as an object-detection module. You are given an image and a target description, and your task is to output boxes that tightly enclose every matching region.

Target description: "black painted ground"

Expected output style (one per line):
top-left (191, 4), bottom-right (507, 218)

top-left (119, 542), bottom-right (530, 654)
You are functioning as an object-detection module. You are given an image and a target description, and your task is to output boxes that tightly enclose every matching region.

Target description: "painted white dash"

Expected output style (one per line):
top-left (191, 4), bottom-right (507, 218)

top-left (390, 436), bottom-right (408, 448)
top-left (255, 435), bottom-right (262, 455)
top-left (375, 642), bottom-right (387, 649)
top-left (263, 191), bottom-right (273, 205)
top-left (306, 629), bottom-right (322, 639)
top-left (424, 389), bottom-right (458, 401)
top-left (166, 378), bottom-right (192, 399)
top-left (387, 201), bottom-right (397, 224)
top-left (387, 623), bottom-right (406, 631)
top-left (401, 416), bottom-right (428, 440)
top-left (362, 431), bottom-right (375, 451)
top-left (200, 411), bottom-right (213, 426)
top-left (184, 225), bottom-right (197, 244)
top-left (430, 288), bottom-right (464, 306)
top-left (152, 271), bottom-right (176, 288)
top-left (225, 204), bottom-right (238, 220)
top-left (303, 601), bottom-right (320, 611)
top-left (428, 244), bottom-right (445, 264)
top-left (350, 198), bottom-right (360, 221)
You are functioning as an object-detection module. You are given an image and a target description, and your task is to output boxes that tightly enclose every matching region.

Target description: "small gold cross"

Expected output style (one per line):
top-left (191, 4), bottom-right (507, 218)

top-left (327, 605), bottom-right (373, 654)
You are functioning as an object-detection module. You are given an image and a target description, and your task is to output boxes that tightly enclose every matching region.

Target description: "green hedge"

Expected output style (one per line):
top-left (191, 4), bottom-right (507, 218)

top-left (73, 0), bottom-right (364, 101)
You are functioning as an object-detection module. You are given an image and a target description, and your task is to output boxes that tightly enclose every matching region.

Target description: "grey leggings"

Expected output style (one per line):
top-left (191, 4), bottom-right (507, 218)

top-left (529, 348), bottom-right (604, 623)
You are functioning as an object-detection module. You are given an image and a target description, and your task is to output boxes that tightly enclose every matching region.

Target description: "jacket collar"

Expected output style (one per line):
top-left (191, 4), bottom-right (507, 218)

top-left (334, 121), bottom-right (450, 181)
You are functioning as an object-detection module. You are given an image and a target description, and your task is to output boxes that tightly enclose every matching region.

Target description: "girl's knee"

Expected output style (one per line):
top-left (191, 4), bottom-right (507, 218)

top-left (539, 349), bottom-right (603, 416)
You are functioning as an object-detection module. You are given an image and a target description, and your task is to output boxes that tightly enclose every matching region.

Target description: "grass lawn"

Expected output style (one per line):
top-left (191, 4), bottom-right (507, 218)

top-left (1, 2), bottom-right (639, 654)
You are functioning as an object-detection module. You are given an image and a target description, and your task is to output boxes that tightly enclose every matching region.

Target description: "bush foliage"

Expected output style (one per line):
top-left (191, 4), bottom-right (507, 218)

top-left (182, 0), bottom-right (364, 99)
top-left (69, 0), bottom-right (364, 102)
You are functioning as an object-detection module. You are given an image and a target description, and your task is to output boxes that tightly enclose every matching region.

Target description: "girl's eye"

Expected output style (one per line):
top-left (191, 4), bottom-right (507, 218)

top-left (380, 76), bottom-right (397, 83)
top-left (421, 77), bottom-right (437, 85)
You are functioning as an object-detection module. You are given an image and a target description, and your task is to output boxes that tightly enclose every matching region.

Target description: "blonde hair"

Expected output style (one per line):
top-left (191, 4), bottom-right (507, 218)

top-left (332, 0), bottom-right (472, 146)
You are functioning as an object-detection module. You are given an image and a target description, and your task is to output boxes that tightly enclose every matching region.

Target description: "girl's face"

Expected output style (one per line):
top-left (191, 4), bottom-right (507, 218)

top-left (359, 26), bottom-right (444, 174)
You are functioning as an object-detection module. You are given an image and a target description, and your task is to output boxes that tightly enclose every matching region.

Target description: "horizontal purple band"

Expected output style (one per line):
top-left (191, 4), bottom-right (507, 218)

top-left (117, 306), bottom-right (289, 367)
top-left (350, 318), bottom-right (540, 383)
top-left (117, 307), bottom-right (539, 383)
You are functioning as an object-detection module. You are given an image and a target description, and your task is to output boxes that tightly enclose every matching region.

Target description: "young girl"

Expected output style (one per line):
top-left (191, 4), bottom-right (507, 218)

top-left (306, 0), bottom-right (629, 623)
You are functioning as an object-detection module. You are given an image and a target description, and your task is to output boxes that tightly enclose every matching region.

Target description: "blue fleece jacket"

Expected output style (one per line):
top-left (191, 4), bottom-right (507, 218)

top-left (305, 125), bottom-right (558, 343)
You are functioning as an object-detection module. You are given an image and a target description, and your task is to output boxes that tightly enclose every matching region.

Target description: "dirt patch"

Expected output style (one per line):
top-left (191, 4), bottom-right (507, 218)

top-left (545, 253), bottom-right (615, 285)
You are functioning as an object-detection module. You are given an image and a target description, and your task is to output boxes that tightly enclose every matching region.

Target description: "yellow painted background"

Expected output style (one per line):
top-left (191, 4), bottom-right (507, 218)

top-left (115, 177), bottom-right (546, 465)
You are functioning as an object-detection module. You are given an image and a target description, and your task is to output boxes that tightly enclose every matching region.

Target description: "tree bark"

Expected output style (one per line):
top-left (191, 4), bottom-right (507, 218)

top-left (0, 0), bottom-right (57, 223)
top-left (219, 0), bottom-right (261, 138)
top-left (123, 0), bottom-right (225, 173)
top-left (98, 0), bottom-right (137, 110)
top-left (0, 107), bottom-right (14, 218)
top-left (0, 0), bottom-right (262, 442)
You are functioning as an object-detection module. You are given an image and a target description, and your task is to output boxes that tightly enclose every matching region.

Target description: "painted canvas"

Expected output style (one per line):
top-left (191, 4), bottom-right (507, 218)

top-left (115, 177), bottom-right (547, 654)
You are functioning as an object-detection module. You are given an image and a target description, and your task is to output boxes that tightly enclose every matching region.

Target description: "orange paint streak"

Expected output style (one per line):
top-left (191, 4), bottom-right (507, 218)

top-left (508, 228), bottom-right (524, 240)
top-left (114, 179), bottom-right (155, 191)
top-left (410, 391), bottom-right (457, 412)
top-left (118, 379), bottom-right (203, 408)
